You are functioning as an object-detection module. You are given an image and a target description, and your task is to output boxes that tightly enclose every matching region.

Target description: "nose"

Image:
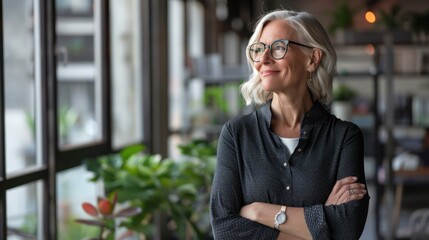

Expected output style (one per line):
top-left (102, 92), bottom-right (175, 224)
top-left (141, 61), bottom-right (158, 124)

top-left (259, 47), bottom-right (273, 63)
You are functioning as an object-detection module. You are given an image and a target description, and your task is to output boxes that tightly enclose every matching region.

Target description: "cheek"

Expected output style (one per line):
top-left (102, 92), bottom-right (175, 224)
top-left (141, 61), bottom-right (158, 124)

top-left (254, 63), bottom-right (262, 72)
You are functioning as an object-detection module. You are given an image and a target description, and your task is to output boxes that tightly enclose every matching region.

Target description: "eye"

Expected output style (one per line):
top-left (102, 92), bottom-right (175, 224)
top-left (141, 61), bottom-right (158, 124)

top-left (251, 46), bottom-right (264, 53)
top-left (272, 42), bottom-right (286, 51)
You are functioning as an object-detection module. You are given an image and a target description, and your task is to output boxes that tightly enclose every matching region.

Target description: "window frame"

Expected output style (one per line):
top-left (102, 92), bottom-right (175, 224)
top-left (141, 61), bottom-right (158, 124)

top-left (0, 0), bottom-right (162, 239)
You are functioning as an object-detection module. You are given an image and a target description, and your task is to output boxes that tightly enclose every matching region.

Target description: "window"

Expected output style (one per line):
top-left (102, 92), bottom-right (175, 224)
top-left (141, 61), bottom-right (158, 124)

top-left (3, 0), bottom-right (40, 175)
top-left (0, 0), bottom-right (155, 238)
top-left (56, 0), bottom-right (102, 148)
top-left (109, 0), bottom-right (144, 148)
top-left (56, 166), bottom-right (99, 240)
top-left (7, 181), bottom-right (43, 240)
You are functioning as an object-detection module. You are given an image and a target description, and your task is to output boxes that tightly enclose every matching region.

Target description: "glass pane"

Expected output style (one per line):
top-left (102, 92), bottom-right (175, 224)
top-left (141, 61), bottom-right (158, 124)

top-left (7, 181), bottom-right (43, 240)
top-left (168, 0), bottom-right (206, 157)
top-left (3, 0), bottom-right (40, 174)
top-left (57, 165), bottom-right (99, 240)
top-left (56, 0), bottom-right (102, 147)
top-left (110, 0), bottom-right (144, 148)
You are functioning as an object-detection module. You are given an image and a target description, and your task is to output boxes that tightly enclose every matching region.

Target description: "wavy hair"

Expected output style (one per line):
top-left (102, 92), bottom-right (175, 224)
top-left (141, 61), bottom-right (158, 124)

top-left (240, 10), bottom-right (336, 109)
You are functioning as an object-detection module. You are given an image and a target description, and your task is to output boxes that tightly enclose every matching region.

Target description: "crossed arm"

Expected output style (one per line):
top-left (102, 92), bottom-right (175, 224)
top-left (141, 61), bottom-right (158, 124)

top-left (210, 123), bottom-right (369, 239)
top-left (239, 176), bottom-right (368, 239)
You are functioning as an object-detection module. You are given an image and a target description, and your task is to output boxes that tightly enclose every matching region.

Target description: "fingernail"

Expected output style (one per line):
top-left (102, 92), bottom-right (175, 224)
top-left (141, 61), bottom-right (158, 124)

top-left (352, 177), bottom-right (357, 181)
top-left (361, 184), bottom-right (366, 188)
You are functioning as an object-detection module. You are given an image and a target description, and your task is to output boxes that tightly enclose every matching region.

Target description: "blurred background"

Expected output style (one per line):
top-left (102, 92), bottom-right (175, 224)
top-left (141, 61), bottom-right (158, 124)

top-left (1, 0), bottom-right (429, 239)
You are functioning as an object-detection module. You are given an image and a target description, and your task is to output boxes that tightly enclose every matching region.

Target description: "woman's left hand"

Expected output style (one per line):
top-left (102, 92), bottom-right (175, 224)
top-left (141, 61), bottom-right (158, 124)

top-left (325, 176), bottom-right (367, 206)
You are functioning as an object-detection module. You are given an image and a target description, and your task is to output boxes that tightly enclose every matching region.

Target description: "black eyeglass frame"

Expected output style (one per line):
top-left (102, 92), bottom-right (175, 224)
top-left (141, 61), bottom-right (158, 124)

top-left (248, 39), bottom-right (313, 62)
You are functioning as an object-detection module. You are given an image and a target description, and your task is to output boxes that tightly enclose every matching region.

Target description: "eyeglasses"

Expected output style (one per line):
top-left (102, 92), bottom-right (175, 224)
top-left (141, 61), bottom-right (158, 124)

top-left (248, 39), bottom-right (313, 62)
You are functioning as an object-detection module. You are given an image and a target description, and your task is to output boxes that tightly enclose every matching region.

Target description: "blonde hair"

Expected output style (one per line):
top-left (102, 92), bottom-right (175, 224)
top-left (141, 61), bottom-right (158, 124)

top-left (240, 10), bottom-right (336, 109)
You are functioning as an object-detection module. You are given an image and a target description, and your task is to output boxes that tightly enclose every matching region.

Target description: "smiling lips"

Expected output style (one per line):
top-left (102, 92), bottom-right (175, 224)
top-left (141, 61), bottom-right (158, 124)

top-left (261, 70), bottom-right (279, 77)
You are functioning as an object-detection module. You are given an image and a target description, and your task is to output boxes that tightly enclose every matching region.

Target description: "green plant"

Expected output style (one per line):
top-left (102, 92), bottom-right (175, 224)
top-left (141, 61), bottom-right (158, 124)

top-left (406, 10), bottom-right (429, 36)
top-left (333, 83), bottom-right (357, 101)
top-left (84, 140), bottom-right (216, 239)
top-left (59, 216), bottom-right (99, 240)
top-left (75, 191), bottom-right (142, 240)
top-left (58, 106), bottom-right (78, 143)
top-left (204, 86), bottom-right (229, 114)
top-left (24, 106), bottom-right (78, 143)
top-left (328, 0), bottom-right (357, 33)
top-left (378, 4), bottom-right (405, 30)
top-left (7, 213), bottom-right (37, 239)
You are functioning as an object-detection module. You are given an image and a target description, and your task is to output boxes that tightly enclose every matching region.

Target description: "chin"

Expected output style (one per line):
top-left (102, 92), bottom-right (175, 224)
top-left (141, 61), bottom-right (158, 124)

top-left (261, 81), bottom-right (279, 92)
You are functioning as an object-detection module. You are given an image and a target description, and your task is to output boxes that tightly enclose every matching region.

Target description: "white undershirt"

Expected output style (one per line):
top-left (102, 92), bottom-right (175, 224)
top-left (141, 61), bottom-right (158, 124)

top-left (279, 137), bottom-right (300, 156)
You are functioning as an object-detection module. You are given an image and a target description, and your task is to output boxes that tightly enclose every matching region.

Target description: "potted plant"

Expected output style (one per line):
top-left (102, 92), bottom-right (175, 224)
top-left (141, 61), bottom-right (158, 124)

top-left (331, 83), bottom-right (357, 121)
top-left (327, 0), bottom-right (358, 44)
top-left (76, 191), bottom-right (142, 240)
top-left (406, 10), bottom-right (429, 43)
top-left (84, 140), bottom-right (216, 239)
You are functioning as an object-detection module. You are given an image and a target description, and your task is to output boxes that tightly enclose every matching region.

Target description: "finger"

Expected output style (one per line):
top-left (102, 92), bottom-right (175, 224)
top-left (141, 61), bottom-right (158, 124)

top-left (338, 182), bottom-right (364, 197)
top-left (353, 188), bottom-right (368, 196)
top-left (332, 176), bottom-right (358, 194)
top-left (337, 189), bottom-right (350, 204)
top-left (337, 188), bottom-right (367, 204)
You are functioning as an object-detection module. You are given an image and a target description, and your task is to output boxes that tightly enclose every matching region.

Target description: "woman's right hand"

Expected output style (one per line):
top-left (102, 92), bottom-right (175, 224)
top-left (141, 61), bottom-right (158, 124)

top-left (325, 176), bottom-right (367, 206)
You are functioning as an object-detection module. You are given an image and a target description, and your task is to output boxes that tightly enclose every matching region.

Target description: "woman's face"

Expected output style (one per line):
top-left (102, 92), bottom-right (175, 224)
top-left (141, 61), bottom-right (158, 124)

top-left (255, 19), bottom-right (310, 94)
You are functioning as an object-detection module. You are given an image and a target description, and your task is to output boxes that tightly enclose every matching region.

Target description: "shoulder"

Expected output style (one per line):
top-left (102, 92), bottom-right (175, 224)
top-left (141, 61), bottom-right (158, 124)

top-left (222, 110), bottom-right (258, 133)
top-left (220, 103), bottom-right (269, 138)
top-left (328, 115), bottom-right (364, 142)
top-left (335, 117), bottom-right (362, 134)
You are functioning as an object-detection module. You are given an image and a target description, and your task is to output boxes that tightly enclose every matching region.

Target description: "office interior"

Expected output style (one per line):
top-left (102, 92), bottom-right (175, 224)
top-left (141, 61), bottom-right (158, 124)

top-left (1, 0), bottom-right (429, 239)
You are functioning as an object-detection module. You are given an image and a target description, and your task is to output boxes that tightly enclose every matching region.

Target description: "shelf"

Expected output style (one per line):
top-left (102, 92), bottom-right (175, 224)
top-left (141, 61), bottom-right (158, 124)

top-left (333, 29), bottom-right (413, 46)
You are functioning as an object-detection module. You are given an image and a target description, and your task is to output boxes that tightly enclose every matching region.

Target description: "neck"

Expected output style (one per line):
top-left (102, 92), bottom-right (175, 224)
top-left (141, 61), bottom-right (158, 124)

top-left (270, 93), bottom-right (313, 137)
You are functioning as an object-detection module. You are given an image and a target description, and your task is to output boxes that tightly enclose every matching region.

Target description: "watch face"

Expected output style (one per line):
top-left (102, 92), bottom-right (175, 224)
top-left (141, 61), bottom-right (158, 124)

top-left (275, 212), bottom-right (286, 224)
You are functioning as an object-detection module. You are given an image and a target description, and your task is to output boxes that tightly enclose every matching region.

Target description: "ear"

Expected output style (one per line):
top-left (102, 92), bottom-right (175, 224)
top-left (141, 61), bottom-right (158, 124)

top-left (307, 48), bottom-right (323, 72)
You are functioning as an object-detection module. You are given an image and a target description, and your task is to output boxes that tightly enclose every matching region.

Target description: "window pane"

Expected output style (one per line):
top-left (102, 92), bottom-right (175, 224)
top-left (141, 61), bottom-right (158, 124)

top-left (57, 165), bottom-right (99, 240)
top-left (7, 181), bottom-right (43, 240)
top-left (109, 0), bottom-right (144, 148)
top-left (3, 0), bottom-right (40, 174)
top-left (56, 0), bottom-right (102, 147)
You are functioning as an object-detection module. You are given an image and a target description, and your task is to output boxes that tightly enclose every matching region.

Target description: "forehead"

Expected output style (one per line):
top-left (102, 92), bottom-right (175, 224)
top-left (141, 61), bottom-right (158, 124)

top-left (259, 19), bottom-right (295, 44)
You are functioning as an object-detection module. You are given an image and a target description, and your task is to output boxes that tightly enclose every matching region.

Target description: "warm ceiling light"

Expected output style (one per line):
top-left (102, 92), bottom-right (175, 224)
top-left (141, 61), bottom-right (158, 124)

top-left (365, 11), bottom-right (376, 23)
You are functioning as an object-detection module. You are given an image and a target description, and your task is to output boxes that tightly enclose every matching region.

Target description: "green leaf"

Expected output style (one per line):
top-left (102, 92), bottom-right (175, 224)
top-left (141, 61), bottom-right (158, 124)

top-left (120, 144), bottom-right (145, 161)
top-left (105, 232), bottom-right (115, 240)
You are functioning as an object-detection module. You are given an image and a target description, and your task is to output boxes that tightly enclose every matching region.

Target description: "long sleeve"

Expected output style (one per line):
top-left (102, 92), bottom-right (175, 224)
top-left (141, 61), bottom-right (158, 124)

top-left (209, 101), bottom-right (370, 239)
top-left (304, 124), bottom-right (370, 239)
top-left (210, 123), bottom-right (278, 239)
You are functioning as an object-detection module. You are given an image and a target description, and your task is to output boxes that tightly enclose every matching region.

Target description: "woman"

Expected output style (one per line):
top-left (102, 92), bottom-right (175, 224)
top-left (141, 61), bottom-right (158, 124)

top-left (210, 10), bottom-right (369, 239)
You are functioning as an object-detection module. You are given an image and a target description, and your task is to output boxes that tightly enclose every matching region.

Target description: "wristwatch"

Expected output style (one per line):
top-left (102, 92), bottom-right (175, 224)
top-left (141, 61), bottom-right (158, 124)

top-left (274, 205), bottom-right (287, 230)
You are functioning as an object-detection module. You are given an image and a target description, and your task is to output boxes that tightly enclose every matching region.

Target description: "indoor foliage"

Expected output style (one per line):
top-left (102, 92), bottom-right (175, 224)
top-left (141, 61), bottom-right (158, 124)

top-left (76, 191), bottom-right (142, 240)
top-left (84, 139), bottom-right (217, 239)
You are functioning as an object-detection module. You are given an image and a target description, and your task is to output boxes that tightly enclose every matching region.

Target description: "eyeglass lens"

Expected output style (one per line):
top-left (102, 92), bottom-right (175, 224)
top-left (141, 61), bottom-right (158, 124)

top-left (249, 40), bottom-right (288, 62)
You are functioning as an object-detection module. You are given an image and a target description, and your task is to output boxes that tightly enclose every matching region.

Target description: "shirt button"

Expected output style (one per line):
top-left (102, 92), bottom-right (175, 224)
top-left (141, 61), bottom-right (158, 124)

top-left (302, 131), bottom-right (307, 135)
top-left (286, 186), bottom-right (291, 190)
top-left (283, 162), bottom-right (288, 167)
top-left (297, 148), bottom-right (302, 152)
